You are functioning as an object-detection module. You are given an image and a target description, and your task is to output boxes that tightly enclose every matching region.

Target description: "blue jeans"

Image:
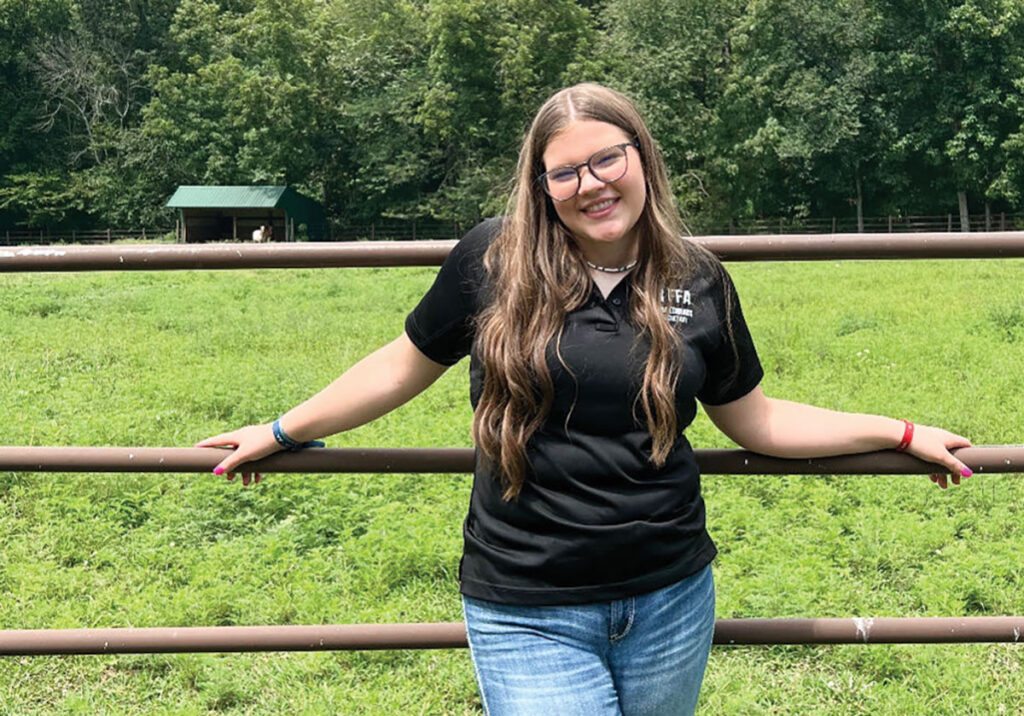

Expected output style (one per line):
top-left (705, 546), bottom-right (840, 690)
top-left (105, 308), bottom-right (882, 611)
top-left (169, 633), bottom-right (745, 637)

top-left (462, 565), bottom-right (715, 716)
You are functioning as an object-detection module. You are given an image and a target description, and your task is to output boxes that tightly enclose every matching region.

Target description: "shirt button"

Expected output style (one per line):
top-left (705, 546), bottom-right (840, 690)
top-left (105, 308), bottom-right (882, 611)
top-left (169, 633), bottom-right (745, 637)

top-left (611, 297), bottom-right (622, 306)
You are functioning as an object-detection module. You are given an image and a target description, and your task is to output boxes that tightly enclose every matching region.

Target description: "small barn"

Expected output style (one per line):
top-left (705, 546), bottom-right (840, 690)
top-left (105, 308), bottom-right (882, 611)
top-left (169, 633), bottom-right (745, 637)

top-left (166, 185), bottom-right (329, 242)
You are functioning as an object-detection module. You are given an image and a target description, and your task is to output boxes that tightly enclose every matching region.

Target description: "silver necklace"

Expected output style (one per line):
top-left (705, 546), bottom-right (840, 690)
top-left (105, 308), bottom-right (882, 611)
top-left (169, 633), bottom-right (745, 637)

top-left (586, 258), bottom-right (638, 273)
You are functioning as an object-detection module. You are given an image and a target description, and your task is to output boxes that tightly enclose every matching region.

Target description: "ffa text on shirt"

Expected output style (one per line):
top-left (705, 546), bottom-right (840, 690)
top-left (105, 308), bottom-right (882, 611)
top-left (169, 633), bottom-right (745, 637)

top-left (661, 287), bottom-right (693, 325)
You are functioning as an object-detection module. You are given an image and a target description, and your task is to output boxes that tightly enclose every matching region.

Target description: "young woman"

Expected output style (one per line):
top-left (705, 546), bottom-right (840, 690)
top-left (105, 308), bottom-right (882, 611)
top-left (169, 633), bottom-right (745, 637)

top-left (198, 83), bottom-right (972, 715)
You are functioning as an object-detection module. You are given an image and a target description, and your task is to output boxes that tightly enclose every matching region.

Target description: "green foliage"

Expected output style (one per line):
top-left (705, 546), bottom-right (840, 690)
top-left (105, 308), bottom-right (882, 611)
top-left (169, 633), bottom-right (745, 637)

top-left (877, 0), bottom-right (1024, 213)
top-left (0, 170), bottom-right (96, 226)
top-left (1, 259), bottom-right (1023, 712)
top-left (0, 0), bottom-right (75, 226)
top-left (319, 0), bottom-right (437, 220)
top-left (3, 0), bottom-right (1024, 229)
top-left (596, 0), bottom-right (744, 225)
top-left (714, 0), bottom-right (884, 219)
top-left (417, 0), bottom-right (594, 219)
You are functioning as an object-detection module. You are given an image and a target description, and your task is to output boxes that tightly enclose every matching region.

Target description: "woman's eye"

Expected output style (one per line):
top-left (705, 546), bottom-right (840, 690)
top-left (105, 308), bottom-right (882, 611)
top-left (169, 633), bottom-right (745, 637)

top-left (549, 170), bottom-right (577, 183)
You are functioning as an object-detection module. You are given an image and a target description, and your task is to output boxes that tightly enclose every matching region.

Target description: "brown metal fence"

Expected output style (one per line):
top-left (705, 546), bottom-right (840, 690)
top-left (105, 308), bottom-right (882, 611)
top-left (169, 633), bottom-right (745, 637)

top-left (3, 617), bottom-right (1024, 655)
top-left (1, 445), bottom-right (1022, 476)
top-left (719, 212), bottom-right (1024, 235)
top-left (1, 227), bottom-right (173, 245)
top-left (3, 232), bottom-right (1024, 273)
top-left (5, 212), bottom-right (1023, 246)
top-left (2, 233), bottom-right (1023, 655)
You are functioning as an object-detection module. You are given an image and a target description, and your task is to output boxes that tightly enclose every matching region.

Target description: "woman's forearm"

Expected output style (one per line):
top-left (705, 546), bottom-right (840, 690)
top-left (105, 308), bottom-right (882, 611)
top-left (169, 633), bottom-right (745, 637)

top-left (703, 385), bottom-right (972, 481)
top-left (277, 333), bottom-right (448, 443)
top-left (196, 333), bottom-right (448, 478)
top-left (740, 397), bottom-right (905, 458)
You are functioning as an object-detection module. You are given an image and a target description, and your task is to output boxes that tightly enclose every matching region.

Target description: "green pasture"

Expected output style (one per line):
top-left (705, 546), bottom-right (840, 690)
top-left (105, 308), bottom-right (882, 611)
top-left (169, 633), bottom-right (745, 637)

top-left (0, 256), bottom-right (1022, 714)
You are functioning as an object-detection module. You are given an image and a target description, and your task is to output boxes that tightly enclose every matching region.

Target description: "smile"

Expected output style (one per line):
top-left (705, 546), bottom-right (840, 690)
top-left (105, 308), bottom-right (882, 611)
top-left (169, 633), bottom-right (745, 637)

top-left (583, 198), bottom-right (617, 215)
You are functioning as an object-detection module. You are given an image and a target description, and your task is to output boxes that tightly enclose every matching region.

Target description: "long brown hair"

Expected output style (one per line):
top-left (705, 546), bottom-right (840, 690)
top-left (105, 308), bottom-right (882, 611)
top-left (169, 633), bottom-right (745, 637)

top-left (474, 83), bottom-right (700, 500)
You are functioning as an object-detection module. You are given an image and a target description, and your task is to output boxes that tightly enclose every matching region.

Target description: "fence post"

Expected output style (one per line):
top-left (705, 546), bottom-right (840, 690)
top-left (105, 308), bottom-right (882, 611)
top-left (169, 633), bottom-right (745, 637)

top-left (106, 228), bottom-right (111, 242)
top-left (412, 220), bottom-right (417, 241)
top-left (947, 214), bottom-right (952, 232)
top-left (142, 228), bottom-right (146, 241)
top-left (1001, 213), bottom-right (1006, 231)
top-left (888, 216), bottom-right (893, 232)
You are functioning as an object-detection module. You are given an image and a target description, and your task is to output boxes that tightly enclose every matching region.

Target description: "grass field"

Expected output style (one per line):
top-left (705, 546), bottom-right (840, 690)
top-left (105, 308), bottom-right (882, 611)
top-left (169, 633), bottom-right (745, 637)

top-left (1, 255), bottom-right (1023, 714)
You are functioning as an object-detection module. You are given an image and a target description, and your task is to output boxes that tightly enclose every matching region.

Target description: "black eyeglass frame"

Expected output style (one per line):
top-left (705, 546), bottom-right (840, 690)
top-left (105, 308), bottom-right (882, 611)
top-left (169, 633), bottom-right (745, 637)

top-left (537, 140), bottom-right (640, 202)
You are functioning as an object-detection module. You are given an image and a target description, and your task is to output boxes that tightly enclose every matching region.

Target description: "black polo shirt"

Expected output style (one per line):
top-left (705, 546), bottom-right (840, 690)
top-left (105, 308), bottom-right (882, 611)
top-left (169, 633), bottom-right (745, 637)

top-left (405, 219), bottom-right (763, 605)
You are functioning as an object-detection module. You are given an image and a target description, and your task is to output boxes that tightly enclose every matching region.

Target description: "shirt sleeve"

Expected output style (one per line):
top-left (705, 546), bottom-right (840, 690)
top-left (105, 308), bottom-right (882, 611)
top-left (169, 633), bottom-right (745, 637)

top-left (404, 219), bottom-right (499, 366)
top-left (697, 263), bottom-right (764, 405)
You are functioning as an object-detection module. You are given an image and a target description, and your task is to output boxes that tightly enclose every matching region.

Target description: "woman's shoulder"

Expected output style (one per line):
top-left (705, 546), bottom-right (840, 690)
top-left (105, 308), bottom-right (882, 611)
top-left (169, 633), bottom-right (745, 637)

top-left (442, 218), bottom-right (500, 274)
top-left (675, 236), bottom-right (729, 287)
top-left (437, 218), bottom-right (504, 295)
top-left (456, 217), bottom-right (504, 253)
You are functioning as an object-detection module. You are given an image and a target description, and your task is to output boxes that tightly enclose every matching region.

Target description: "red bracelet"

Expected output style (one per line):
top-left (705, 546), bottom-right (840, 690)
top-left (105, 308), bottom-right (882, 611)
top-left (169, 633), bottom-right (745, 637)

top-left (896, 420), bottom-right (914, 452)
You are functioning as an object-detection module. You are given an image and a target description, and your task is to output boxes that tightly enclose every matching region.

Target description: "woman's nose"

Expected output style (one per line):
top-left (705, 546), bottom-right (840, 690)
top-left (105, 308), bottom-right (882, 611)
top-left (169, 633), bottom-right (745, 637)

top-left (577, 166), bottom-right (604, 194)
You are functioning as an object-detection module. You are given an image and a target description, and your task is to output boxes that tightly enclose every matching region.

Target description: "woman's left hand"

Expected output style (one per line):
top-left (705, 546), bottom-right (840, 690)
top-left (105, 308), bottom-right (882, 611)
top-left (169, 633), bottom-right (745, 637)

top-left (904, 424), bottom-right (973, 489)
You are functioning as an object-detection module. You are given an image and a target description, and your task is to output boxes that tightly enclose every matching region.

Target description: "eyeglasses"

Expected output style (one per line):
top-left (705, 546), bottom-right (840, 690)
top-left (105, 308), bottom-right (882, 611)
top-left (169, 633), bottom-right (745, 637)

top-left (538, 142), bottom-right (638, 202)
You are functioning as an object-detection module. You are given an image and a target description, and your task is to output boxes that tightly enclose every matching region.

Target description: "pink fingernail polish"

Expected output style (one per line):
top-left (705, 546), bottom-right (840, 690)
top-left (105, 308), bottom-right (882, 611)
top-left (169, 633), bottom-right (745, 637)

top-left (960, 468), bottom-right (973, 478)
top-left (213, 466), bottom-right (225, 476)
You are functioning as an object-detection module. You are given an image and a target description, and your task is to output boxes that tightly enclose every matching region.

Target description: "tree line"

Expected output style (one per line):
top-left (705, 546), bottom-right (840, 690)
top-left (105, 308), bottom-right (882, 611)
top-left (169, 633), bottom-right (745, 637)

top-left (1, 0), bottom-right (1023, 234)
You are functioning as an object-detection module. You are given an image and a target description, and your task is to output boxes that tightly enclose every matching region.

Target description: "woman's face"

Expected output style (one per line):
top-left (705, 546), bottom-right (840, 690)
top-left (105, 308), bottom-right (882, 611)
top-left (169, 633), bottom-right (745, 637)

top-left (541, 119), bottom-right (647, 258)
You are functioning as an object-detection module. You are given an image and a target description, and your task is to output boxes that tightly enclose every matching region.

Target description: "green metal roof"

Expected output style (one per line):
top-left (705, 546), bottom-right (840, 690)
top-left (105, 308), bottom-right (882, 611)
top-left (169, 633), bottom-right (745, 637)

top-left (167, 185), bottom-right (289, 208)
top-left (166, 185), bottom-right (330, 240)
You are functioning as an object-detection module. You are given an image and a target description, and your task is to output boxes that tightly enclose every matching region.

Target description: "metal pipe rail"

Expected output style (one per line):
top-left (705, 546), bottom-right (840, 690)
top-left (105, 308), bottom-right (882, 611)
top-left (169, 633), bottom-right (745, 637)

top-left (3, 237), bottom-right (1022, 661)
top-left (3, 232), bottom-right (1024, 272)
top-left (2, 617), bottom-right (1023, 655)
top-left (1, 445), bottom-right (1022, 474)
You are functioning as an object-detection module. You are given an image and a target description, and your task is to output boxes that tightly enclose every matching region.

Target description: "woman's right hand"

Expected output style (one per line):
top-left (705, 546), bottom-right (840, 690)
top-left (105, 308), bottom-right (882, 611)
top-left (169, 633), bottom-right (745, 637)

top-left (194, 424), bottom-right (282, 486)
